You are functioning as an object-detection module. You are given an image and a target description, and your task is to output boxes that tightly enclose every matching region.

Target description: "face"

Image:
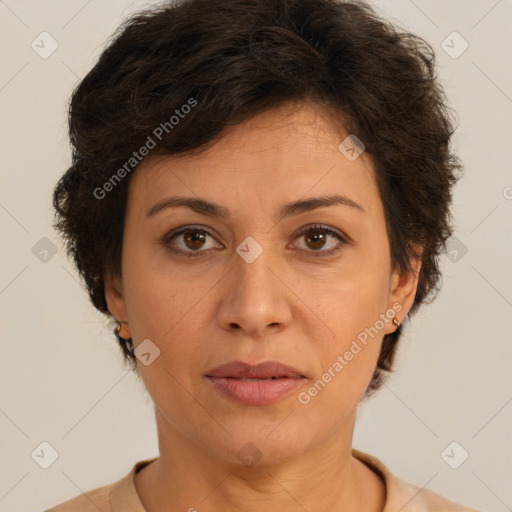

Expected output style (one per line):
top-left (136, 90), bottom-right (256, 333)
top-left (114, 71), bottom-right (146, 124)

top-left (106, 101), bottom-right (420, 466)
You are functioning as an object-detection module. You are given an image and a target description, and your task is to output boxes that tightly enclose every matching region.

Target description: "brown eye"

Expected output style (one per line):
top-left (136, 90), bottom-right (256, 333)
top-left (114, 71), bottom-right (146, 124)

top-left (161, 224), bottom-right (348, 259)
top-left (292, 225), bottom-right (347, 257)
top-left (182, 230), bottom-right (208, 250)
top-left (304, 230), bottom-right (328, 250)
top-left (162, 226), bottom-right (221, 257)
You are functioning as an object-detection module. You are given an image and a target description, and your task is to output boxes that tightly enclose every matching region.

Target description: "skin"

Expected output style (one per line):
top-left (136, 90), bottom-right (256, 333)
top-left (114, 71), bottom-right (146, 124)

top-left (105, 100), bottom-right (422, 512)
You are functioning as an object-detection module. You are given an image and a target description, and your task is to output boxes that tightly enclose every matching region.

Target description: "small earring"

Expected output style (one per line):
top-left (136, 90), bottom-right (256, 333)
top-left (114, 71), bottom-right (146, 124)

top-left (392, 317), bottom-right (401, 328)
top-left (114, 320), bottom-right (128, 338)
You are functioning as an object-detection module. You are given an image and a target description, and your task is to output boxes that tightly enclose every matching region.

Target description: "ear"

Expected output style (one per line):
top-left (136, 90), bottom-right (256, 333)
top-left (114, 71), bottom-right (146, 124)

top-left (384, 243), bottom-right (423, 334)
top-left (104, 271), bottom-right (131, 338)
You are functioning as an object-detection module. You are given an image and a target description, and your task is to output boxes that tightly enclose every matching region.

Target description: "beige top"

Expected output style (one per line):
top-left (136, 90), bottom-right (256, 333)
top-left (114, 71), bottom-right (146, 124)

top-left (46, 449), bottom-right (480, 511)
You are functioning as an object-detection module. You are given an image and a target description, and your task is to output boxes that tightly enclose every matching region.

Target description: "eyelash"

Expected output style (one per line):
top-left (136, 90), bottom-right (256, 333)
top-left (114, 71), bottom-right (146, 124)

top-left (160, 224), bottom-right (349, 259)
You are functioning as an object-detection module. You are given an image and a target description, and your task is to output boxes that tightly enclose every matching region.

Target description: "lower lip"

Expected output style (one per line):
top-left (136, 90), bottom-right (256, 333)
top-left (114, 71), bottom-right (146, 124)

top-left (206, 376), bottom-right (305, 405)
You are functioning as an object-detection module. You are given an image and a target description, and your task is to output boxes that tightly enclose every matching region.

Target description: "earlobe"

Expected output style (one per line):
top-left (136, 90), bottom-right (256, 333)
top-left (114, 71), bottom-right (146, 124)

top-left (104, 271), bottom-right (129, 328)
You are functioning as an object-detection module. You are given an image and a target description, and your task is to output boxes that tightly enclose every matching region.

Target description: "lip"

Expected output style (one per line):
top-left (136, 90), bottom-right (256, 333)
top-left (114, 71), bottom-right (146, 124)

top-left (205, 360), bottom-right (306, 406)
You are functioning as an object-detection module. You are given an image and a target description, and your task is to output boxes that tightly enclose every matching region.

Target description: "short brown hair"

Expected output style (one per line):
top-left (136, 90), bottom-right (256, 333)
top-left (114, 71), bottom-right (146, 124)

top-left (53, 0), bottom-right (462, 393)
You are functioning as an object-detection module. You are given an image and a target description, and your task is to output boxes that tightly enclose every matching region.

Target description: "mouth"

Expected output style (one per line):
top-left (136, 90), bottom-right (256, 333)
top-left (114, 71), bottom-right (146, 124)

top-left (205, 360), bottom-right (306, 405)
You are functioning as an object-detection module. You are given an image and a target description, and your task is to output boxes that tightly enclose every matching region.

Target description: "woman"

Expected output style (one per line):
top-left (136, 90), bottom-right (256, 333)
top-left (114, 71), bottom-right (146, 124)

top-left (46, 0), bottom-right (479, 510)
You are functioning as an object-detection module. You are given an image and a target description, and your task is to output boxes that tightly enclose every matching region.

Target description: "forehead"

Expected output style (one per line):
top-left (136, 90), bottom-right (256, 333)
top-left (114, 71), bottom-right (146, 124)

top-left (127, 101), bottom-right (381, 222)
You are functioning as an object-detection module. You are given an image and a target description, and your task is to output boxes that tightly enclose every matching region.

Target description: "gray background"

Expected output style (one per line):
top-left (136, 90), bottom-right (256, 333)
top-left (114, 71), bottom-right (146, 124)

top-left (0, 0), bottom-right (511, 510)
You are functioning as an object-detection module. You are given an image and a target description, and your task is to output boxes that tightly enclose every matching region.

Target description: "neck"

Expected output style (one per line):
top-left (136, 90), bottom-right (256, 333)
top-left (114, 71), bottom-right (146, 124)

top-left (134, 407), bottom-right (386, 512)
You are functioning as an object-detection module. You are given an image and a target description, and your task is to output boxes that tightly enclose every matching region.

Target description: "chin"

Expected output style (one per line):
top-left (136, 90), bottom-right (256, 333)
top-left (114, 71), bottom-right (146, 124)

top-left (194, 418), bottom-right (314, 467)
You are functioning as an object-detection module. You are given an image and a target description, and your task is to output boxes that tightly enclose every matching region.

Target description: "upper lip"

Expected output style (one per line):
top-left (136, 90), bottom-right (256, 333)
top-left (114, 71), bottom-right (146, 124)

top-left (206, 360), bottom-right (305, 379)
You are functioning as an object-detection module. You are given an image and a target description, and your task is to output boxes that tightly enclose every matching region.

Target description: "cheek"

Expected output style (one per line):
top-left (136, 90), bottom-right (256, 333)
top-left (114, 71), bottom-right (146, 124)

top-left (300, 257), bottom-right (390, 400)
top-left (122, 242), bottom-right (198, 339)
top-left (122, 266), bottom-right (212, 417)
top-left (298, 290), bottom-right (386, 416)
top-left (122, 249), bottom-right (219, 385)
top-left (297, 246), bottom-right (390, 338)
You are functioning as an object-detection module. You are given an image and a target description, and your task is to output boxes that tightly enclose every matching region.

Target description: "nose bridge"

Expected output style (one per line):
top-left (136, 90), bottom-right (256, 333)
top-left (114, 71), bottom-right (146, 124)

top-left (236, 241), bottom-right (275, 297)
top-left (218, 235), bottom-right (292, 336)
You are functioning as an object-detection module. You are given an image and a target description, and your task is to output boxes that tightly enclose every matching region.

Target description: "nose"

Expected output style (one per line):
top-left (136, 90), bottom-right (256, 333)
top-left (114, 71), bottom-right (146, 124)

top-left (216, 244), bottom-right (293, 339)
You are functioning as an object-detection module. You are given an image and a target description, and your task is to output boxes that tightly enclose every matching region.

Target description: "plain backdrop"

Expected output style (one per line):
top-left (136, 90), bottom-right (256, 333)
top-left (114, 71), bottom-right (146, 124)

top-left (1, 1), bottom-right (511, 511)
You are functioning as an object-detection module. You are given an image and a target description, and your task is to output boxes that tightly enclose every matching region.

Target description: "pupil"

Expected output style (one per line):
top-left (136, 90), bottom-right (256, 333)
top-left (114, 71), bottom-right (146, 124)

top-left (185, 231), bottom-right (205, 249)
top-left (308, 231), bottom-right (325, 249)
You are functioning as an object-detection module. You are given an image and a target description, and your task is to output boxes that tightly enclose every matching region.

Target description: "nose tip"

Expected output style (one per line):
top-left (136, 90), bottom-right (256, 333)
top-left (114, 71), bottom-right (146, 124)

top-left (218, 260), bottom-right (292, 338)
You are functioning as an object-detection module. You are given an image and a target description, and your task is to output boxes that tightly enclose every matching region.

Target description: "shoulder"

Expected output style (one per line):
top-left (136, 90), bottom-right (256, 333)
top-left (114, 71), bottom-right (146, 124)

top-left (390, 477), bottom-right (481, 512)
top-left (44, 457), bottom-right (158, 512)
top-left (352, 449), bottom-right (481, 512)
top-left (44, 481), bottom-right (113, 512)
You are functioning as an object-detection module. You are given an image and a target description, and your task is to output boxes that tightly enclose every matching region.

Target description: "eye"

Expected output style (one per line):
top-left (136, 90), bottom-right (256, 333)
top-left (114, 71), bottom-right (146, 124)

top-left (160, 224), bottom-right (349, 258)
top-left (290, 224), bottom-right (348, 257)
top-left (160, 225), bottom-right (221, 257)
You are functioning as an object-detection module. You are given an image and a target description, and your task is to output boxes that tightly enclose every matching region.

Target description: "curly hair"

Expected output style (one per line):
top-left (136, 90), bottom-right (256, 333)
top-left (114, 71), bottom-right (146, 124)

top-left (52, 0), bottom-right (462, 393)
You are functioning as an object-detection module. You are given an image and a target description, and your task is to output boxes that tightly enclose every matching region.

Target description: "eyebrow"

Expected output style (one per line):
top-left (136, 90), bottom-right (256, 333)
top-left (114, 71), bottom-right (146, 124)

top-left (146, 193), bottom-right (365, 222)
